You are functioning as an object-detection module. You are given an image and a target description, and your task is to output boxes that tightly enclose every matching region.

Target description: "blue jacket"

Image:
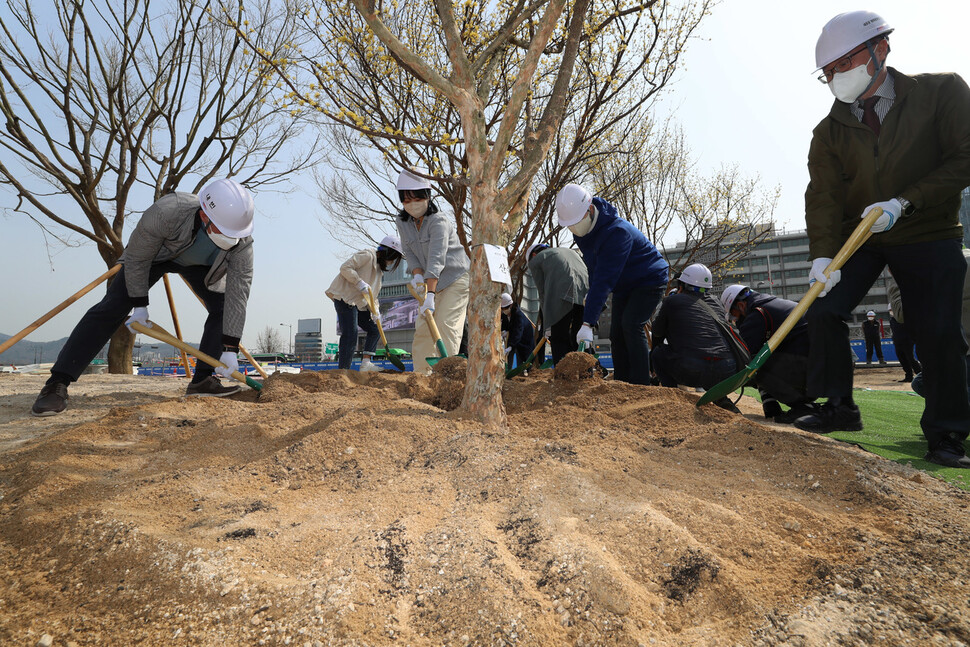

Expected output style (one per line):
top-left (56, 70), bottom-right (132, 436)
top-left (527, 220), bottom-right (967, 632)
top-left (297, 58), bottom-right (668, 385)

top-left (575, 197), bottom-right (669, 325)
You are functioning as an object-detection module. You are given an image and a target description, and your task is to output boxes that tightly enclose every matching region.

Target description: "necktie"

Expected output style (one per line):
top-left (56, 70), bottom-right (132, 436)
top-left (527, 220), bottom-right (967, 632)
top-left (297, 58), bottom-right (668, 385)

top-left (862, 96), bottom-right (881, 136)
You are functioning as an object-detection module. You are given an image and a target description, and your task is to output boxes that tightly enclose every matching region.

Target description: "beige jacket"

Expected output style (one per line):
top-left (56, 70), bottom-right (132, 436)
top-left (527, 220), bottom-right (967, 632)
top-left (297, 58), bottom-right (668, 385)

top-left (325, 250), bottom-right (383, 311)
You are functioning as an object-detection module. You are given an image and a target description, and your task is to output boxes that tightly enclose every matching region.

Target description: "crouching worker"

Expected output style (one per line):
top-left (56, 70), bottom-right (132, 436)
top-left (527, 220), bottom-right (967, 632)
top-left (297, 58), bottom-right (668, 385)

top-left (721, 284), bottom-right (818, 423)
top-left (526, 244), bottom-right (588, 366)
top-left (32, 179), bottom-right (256, 416)
top-left (326, 236), bottom-right (404, 371)
top-left (501, 293), bottom-right (534, 369)
top-left (650, 264), bottom-right (745, 412)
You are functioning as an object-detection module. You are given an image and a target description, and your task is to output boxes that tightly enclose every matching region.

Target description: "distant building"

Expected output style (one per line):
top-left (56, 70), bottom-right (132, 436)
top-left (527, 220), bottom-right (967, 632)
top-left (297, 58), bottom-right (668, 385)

top-left (294, 318), bottom-right (323, 362)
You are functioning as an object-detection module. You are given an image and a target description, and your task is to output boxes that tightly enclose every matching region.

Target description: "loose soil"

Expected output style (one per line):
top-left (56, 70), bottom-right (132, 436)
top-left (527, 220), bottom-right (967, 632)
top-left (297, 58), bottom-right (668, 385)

top-left (0, 364), bottom-right (967, 647)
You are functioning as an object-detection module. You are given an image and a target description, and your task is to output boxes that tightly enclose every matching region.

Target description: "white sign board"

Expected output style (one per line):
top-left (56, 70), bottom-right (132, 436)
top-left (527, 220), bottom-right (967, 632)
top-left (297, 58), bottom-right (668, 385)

top-left (482, 243), bottom-right (512, 286)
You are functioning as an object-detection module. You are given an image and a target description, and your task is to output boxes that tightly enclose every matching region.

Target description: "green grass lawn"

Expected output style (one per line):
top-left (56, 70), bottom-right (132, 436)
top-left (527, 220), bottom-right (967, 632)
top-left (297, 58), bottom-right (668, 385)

top-left (754, 388), bottom-right (970, 491)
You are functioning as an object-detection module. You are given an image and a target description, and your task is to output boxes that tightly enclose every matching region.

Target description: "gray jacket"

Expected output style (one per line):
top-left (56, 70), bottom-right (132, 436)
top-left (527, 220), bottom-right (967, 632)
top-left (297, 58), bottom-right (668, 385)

top-left (396, 204), bottom-right (469, 290)
top-left (528, 247), bottom-right (589, 327)
top-left (119, 192), bottom-right (254, 340)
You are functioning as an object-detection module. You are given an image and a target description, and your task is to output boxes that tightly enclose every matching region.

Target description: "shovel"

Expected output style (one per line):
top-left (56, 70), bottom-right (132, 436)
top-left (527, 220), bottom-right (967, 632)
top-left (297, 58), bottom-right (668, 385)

top-left (406, 283), bottom-right (448, 362)
top-left (696, 207), bottom-right (882, 407)
top-left (364, 286), bottom-right (406, 372)
top-left (578, 340), bottom-right (610, 378)
top-left (130, 320), bottom-right (262, 392)
top-left (506, 337), bottom-right (547, 379)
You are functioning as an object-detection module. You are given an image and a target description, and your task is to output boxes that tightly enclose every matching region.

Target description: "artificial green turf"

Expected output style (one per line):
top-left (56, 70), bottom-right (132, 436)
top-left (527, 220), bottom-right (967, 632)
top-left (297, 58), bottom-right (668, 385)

top-left (746, 388), bottom-right (970, 491)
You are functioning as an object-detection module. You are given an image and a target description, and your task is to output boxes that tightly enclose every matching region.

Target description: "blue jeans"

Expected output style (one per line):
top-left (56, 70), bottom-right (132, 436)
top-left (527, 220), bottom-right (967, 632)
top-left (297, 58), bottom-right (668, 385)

top-left (611, 284), bottom-right (665, 385)
top-left (334, 299), bottom-right (379, 369)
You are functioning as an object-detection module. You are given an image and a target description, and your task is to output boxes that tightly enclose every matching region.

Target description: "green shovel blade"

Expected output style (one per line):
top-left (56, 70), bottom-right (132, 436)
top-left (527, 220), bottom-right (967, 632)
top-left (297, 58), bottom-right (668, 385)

top-left (695, 345), bottom-right (771, 406)
top-left (385, 345), bottom-right (406, 371)
top-left (245, 375), bottom-right (263, 391)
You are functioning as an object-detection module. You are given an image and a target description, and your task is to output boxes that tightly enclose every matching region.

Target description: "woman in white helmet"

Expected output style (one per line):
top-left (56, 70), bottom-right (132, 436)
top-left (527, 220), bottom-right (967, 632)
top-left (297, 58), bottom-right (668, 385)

top-left (394, 167), bottom-right (470, 374)
top-left (32, 178), bottom-right (257, 416)
top-left (326, 236), bottom-right (404, 372)
top-left (800, 10), bottom-right (970, 469)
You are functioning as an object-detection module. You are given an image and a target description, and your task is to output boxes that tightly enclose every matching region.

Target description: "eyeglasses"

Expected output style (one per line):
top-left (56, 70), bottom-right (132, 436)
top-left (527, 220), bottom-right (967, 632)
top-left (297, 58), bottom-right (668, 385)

top-left (817, 44), bottom-right (869, 84)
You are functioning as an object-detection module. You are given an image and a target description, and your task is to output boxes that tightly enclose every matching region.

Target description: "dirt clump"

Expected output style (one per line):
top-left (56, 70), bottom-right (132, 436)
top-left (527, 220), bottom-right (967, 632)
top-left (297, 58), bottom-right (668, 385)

top-left (429, 355), bottom-right (467, 410)
top-left (0, 370), bottom-right (968, 646)
top-left (553, 351), bottom-right (600, 381)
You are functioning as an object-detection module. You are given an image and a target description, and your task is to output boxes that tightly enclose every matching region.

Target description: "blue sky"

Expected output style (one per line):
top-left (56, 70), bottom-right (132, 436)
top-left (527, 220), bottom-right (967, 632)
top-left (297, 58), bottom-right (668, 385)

top-left (2, 0), bottom-right (967, 352)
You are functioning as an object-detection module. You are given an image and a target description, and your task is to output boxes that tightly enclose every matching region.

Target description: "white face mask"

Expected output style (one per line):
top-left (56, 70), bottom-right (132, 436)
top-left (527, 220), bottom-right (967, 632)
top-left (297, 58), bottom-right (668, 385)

top-left (567, 207), bottom-right (596, 237)
top-left (828, 58), bottom-right (874, 103)
top-left (208, 231), bottom-right (239, 250)
top-left (404, 200), bottom-right (429, 218)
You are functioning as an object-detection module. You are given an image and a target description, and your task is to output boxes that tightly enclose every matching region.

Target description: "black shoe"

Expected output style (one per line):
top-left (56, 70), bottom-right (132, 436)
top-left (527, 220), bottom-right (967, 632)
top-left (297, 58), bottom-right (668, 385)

top-left (31, 382), bottom-right (69, 416)
top-left (897, 376), bottom-right (913, 383)
top-left (712, 397), bottom-right (741, 414)
top-left (793, 401), bottom-right (863, 433)
top-left (773, 402), bottom-right (820, 424)
top-left (185, 376), bottom-right (242, 398)
top-left (924, 448), bottom-right (970, 469)
top-left (762, 400), bottom-right (783, 419)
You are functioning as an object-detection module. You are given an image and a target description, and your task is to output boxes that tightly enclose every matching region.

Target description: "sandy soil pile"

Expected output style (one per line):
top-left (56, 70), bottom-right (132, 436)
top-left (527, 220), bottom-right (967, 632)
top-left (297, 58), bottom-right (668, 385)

top-left (0, 365), bottom-right (967, 646)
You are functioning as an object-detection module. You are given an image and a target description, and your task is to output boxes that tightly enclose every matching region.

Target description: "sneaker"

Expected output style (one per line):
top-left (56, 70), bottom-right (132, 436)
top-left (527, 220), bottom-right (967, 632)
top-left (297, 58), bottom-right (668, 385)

top-left (185, 376), bottom-right (242, 397)
top-left (359, 360), bottom-right (381, 373)
top-left (793, 401), bottom-right (863, 433)
top-left (31, 382), bottom-right (69, 416)
top-left (924, 447), bottom-right (970, 469)
top-left (774, 402), bottom-right (820, 424)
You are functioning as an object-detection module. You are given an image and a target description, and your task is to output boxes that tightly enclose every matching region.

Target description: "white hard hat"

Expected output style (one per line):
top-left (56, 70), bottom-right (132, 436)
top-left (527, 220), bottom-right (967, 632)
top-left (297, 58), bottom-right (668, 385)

top-left (867, 310), bottom-right (876, 317)
top-left (199, 179), bottom-right (255, 237)
top-left (720, 284), bottom-right (749, 316)
top-left (396, 167), bottom-right (432, 191)
top-left (379, 235), bottom-right (403, 254)
top-left (679, 263), bottom-right (712, 289)
top-left (815, 10), bottom-right (893, 70)
top-left (500, 293), bottom-right (513, 308)
top-left (555, 183), bottom-right (593, 227)
top-left (527, 243), bottom-right (549, 259)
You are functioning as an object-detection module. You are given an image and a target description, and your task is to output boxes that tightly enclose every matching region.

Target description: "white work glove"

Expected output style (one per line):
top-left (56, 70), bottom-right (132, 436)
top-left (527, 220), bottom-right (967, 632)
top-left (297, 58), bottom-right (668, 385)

top-left (544, 328), bottom-right (552, 340)
top-left (863, 199), bottom-right (902, 234)
top-left (576, 323), bottom-right (594, 345)
top-left (215, 351), bottom-right (239, 378)
top-left (356, 279), bottom-right (370, 294)
top-left (125, 306), bottom-right (150, 334)
top-left (420, 291), bottom-right (436, 315)
top-left (504, 346), bottom-right (512, 356)
top-left (808, 257), bottom-right (841, 298)
top-left (410, 273), bottom-right (425, 292)
top-left (370, 308), bottom-right (382, 326)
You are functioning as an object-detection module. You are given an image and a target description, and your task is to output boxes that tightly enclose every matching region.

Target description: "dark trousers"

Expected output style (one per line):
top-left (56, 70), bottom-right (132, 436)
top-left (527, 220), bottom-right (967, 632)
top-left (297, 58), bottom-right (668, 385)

top-left (549, 304), bottom-right (585, 366)
top-left (864, 336), bottom-right (884, 362)
top-left (806, 239), bottom-right (969, 450)
top-left (611, 285), bottom-right (665, 385)
top-left (334, 299), bottom-right (379, 369)
top-left (755, 351), bottom-right (811, 407)
top-left (651, 345), bottom-right (737, 390)
top-left (51, 262), bottom-right (224, 384)
top-left (890, 320), bottom-right (921, 377)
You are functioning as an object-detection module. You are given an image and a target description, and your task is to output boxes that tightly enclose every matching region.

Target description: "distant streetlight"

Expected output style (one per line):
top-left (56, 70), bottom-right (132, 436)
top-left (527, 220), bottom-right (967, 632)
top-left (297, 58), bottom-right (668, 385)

top-left (279, 323), bottom-right (293, 354)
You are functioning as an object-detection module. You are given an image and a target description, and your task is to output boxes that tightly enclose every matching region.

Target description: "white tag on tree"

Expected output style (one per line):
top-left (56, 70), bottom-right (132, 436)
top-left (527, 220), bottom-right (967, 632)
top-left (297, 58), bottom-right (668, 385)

top-left (482, 243), bottom-right (512, 285)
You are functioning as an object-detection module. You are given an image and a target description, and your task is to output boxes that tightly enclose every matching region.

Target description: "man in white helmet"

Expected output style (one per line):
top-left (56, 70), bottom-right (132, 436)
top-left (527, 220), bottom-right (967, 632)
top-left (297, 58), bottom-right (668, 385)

top-left (650, 264), bottom-right (743, 412)
top-left (526, 243), bottom-right (589, 366)
top-left (721, 284), bottom-right (817, 423)
top-left (861, 310), bottom-right (886, 366)
top-left (799, 10), bottom-right (970, 468)
top-left (32, 178), bottom-right (256, 415)
top-left (326, 235), bottom-right (404, 372)
top-left (555, 183), bottom-right (669, 385)
top-left (394, 167), bottom-right (470, 374)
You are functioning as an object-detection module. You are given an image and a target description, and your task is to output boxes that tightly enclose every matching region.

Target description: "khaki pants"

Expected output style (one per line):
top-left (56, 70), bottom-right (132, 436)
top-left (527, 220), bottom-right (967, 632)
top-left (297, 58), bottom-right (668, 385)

top-left (412, 272), bottom-right (469, 374)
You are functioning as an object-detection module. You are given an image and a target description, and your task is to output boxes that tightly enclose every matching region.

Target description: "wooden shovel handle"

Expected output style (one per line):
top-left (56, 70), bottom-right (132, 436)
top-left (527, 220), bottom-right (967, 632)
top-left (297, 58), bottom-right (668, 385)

top-left (406, 282), bottom-right (444, 345)
top-left (364, 287), bottom-right (389, 347)
top-left (0, 264), bottom-right (121, 356)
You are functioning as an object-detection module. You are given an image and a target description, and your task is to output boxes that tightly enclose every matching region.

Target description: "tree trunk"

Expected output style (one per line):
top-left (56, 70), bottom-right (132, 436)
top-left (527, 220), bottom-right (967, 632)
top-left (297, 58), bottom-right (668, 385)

top-left (460, 189), bottom-right (508, 429)
top-left (107, 326), bottom-right (134, 374)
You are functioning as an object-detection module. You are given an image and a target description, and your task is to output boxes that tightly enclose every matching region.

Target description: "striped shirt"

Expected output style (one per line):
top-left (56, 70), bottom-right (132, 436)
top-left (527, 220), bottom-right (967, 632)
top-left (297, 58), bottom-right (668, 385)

top-left (850, 71), bottom-right (895, 124)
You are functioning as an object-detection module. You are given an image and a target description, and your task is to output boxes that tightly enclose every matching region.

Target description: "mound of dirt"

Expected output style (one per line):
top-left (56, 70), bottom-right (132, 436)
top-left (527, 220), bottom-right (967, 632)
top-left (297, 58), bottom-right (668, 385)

top-left (0, 370), bottom-right (968, 646)
top-left (429, 356), bottom-right (467, 410)
top-left (553, 351), bottom-right (600, 381)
